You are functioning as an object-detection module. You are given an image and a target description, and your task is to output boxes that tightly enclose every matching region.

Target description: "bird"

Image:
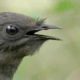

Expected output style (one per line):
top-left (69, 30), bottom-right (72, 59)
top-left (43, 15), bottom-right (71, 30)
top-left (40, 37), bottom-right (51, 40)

top-left (0, 12), bottom-right (60, 80)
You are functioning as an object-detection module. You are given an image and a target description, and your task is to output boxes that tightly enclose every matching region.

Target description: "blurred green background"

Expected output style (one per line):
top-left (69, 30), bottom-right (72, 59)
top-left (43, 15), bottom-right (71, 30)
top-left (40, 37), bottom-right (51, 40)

top-left (0, 0), bottom-right (80, 80)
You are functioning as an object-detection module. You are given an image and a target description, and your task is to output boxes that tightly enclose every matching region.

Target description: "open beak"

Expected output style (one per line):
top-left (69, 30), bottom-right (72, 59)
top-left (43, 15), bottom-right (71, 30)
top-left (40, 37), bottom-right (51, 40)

top-left (27, 24), bottom-right (61, 40)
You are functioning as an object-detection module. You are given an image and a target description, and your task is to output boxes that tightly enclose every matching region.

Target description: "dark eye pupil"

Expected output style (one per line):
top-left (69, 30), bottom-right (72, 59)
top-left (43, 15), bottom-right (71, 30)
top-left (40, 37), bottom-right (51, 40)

top-left (6, 25), bottom-right (19, 35)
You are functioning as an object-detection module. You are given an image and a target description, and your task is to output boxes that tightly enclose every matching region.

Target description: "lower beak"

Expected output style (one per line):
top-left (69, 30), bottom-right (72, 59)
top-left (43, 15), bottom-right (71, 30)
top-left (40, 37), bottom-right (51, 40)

top-left (34, 34), bottom-right (61, 40)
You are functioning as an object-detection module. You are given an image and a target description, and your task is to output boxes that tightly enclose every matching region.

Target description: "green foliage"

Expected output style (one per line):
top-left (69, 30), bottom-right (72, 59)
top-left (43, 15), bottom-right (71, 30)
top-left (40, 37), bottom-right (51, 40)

top-left (54, 0), bottom-right (75, 13)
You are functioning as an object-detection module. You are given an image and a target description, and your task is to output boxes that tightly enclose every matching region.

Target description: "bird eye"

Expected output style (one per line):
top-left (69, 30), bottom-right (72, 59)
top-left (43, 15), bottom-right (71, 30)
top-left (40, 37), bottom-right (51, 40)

top-left (6, 25), bottom-right (19, 35)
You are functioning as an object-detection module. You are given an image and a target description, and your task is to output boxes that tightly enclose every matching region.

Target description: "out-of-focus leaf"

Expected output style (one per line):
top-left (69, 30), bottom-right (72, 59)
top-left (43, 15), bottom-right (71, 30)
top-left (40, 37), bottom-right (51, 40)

top-left (54, 0), bottom-right (75, 13)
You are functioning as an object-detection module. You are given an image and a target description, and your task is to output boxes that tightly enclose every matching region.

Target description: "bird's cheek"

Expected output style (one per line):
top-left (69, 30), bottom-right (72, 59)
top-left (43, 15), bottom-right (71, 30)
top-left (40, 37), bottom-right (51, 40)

top-left (18, 46), bottom-right (31, 56)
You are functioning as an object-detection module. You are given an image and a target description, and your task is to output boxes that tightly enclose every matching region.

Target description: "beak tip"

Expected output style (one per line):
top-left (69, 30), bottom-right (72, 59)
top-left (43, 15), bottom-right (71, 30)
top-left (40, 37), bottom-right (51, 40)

top-left (49, 37), bottom-right (61, 40)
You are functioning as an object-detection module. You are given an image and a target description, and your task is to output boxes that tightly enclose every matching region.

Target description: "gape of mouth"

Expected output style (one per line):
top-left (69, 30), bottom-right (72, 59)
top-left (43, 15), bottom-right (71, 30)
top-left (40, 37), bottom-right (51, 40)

top-left (26, 29), bottom-right (61, 40)
top-left (26, 30), bottom-right (39, 35)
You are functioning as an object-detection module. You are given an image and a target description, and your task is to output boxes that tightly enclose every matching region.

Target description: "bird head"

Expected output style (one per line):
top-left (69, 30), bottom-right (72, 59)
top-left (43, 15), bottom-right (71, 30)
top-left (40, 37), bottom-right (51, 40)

top-left (0, 12), bottom-right (60, 58)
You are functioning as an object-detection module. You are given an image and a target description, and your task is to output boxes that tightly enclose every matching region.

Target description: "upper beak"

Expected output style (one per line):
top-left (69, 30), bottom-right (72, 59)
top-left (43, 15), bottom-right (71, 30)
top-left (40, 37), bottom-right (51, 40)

top-left (27, 24), bottom-right (61, 40)
top-left (40, 24), bottom-right (62, 30)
